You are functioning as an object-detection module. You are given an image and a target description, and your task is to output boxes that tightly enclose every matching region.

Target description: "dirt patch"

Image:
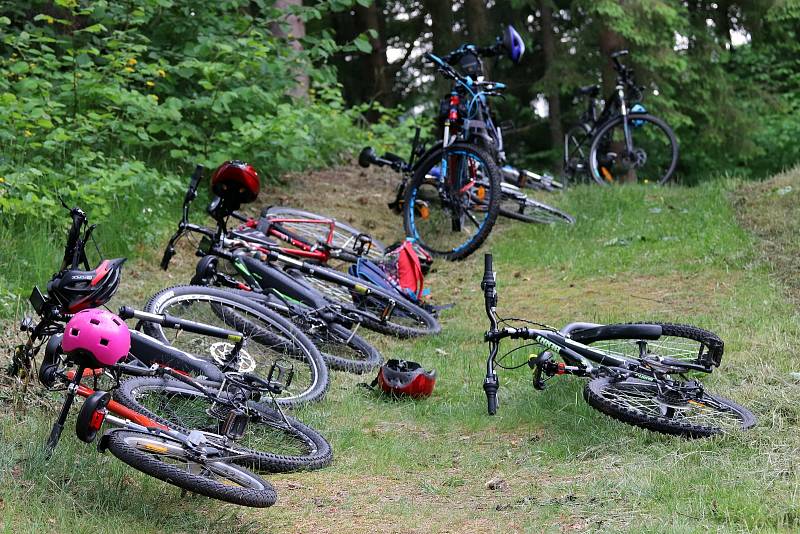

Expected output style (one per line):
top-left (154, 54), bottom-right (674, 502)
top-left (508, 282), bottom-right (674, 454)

top-left (733, 168), bottom-right (800, 306)
top-left (261, 164), bottom-right (408, 247)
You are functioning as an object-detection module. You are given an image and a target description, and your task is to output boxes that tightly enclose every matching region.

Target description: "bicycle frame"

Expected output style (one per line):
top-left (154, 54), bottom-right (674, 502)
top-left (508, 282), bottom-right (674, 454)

top-left (481, 253), bottom-right (679, 414)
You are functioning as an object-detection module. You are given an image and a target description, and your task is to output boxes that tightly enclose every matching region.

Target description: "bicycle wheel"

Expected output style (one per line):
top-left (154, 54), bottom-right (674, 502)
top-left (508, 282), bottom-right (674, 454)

top-left (403, 142), bottom-right (501, 261)
top-left (114, 377), bottom-right (333, 473)
top-left (262, 207), bottom-right (387, 262)
top-left (573, 323), bottom-right (724, 369)
top-left (563, 124), bottom-right (592, 184)
top-left (143, 286), bottom-right (328, 406)
top-left (498, 185), bottom-right (575, 225)
top-left (584, 377), bottom-right (756, 437)
top-left (588, 113), bottom-right (678, 185)
top-left (283, 265), bottom-right (440, 338)
top-left (300, 321), bottom-right (382, 374)
top-left (104, 429), bottom-right (277, 507)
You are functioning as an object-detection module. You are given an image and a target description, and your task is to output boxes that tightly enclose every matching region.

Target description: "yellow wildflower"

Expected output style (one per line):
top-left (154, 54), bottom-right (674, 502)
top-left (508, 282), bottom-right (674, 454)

top-left (23, 130), bottom-right (32, 137)
top-left (124, 67), bottom-right (134, 73)
top-left (149, 94), bottom-right (159, 102)
top-left (157, 69), bottom-right (166, 78)
top-left (0, 177), bottom-right (5, 183)
top-left (127, 58), bottom-right (137, 66)
top-left (146, 80), bottom-right (155, 87)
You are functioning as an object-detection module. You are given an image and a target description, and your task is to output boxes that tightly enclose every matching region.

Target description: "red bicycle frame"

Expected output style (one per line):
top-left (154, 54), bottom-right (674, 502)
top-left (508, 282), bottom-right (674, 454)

top-left (240, 217), bottom-right (338, 263)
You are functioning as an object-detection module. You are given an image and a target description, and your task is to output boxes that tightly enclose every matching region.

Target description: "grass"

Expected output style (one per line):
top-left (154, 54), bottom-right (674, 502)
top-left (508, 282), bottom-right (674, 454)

top-left (1, 171), bottom-right (799, 532)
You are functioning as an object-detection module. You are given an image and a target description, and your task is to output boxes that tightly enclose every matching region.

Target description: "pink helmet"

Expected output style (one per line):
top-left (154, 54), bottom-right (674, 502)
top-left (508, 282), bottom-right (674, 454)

top-left (62, 309), bottom-right (131, 368)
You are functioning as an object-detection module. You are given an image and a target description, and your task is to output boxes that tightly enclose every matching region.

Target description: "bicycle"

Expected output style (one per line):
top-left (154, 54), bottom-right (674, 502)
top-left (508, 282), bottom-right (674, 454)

top-left (431, 30), bottom-right (575, 225)
top-left (162, 167), bottom-right (385, 270)
top-left (563, 50), bottom-right (679, 186)
top-left (10, 217), bottom-right (327, 507)
top-left (14, 205), bottom-right (332, 468)
top-left (480, 253), bottom-right (755, 437)
top-left (161, 167), bottom-right (439, 344)
top-left (393, 54), bottom-right (503, 261)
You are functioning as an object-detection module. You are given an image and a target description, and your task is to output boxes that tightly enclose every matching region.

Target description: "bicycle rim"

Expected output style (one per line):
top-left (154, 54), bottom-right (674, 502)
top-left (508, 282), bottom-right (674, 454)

top-left (143, 288), bottom-right (326, 405)
top-left (590, 114), bottom-right (678, 185)
top-left (585, 377), bottom-right (755, 436)
top-left (118, 379), bottom-right (323, 464)
top-left (406, 147), bottom-right (500, 258)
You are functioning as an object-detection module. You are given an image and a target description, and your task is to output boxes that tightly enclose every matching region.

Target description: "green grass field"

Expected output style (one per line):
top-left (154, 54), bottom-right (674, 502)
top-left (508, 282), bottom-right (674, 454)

top-left (1, 172), bottom-right (799, 533)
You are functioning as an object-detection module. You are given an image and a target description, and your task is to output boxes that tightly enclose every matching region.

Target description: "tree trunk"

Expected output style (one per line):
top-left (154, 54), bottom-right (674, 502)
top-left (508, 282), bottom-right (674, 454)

top-left (270, 0), bottom-right (308, 99)
top-left (423, 0), bottom-right (455, 54)
top-left (464, 0), bottom-right (489, 44)
top-left (539, 0), bottom-right (563, 169)
top-left (356, 0), bottom-right (394, 111)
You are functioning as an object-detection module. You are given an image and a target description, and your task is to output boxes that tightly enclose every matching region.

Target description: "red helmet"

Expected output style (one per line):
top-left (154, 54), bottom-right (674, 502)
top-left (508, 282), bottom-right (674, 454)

top-left (376, 359), bottom-right (436, 398)
top-left (211, 160), bottom-right (260, 205)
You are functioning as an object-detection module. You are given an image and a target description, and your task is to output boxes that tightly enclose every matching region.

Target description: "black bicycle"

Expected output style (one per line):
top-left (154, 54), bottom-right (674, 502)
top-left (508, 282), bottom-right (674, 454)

top-left (10, 209), bottom-right (335, 507)
top-left (481, 253), bottom-right (755, 437)
top-left (564, 50), bottom-right (679, 186)
top-left (161, 167), bottom-right (438, 352)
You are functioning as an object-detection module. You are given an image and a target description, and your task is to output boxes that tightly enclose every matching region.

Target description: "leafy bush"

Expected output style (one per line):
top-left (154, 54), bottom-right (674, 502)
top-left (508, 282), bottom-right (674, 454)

top-left (0, 0), bottom-right (424, 309)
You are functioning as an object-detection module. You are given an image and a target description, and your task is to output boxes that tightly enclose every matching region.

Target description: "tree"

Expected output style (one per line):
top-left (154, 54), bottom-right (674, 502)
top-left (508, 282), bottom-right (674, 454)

top-left (538, 0), bottom-right (563, 167)
top-left (270, 0), bottom-right (308, 98)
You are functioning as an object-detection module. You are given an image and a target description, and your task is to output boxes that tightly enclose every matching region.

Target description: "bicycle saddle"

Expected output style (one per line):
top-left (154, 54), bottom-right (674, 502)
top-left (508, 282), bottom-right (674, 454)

top-left (575, 85), bottom-right (600, 97)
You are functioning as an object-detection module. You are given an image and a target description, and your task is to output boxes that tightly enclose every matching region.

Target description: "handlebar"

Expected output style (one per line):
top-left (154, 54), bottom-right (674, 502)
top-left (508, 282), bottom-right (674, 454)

top-left (482, 253), bottom-right (500, 415)
top-left (358, 146), bottom-right (410, 173)
top-left (161, 164), bottom-right (212, 270)
top-left (425, 52), bottom-right (463, 82)
top-left (61, 207), bottom-right (87, 271)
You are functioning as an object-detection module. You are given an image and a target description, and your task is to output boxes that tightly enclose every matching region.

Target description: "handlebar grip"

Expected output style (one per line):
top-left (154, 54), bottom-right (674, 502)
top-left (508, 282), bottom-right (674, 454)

top-left (190, 164), bottom-right (204, 188)
top-left (484, 253), bottom-right (493, 277)
top-left (483, 376), bottom-right (499, 416)
top-left (487, 392), bottom-right (497, 415)
top-left (118, 306), bottom-right (135, 320)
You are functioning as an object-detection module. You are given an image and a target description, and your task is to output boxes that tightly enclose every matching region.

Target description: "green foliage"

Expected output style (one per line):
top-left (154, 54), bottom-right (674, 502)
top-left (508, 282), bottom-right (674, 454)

top-left (0, 0), bottom-right (420, 303)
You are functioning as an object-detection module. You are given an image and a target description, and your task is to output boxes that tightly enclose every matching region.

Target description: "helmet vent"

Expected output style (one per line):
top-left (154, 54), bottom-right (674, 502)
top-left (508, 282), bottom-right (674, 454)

top-left (99, 338), bottom-right (109, 346)
top-left (89, 318), bottom-right (100, 325)
top-left (112, 318), bottom-right (121, 326)
top-left (70, 328), bottom-right (80, 336)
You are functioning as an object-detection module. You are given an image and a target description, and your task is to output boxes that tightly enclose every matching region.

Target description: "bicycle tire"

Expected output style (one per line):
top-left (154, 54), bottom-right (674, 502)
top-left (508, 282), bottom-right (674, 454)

top-left (403, 142), bottom-right (502, 261)
top-left (262, 207), bottom-right (387, 262)
top-left (282, 265), bottom-right (441, 338)
top-left (563, 123), bottom-right (592, 185)
top-left (142, 285), bottom-right (328, 406)
top-left (304, 321), bottom-right (382, 374)
top-left (104, 429), bottom-right (277, 507)
top-left (588, 113), bottom-right (679, 186)
top-left (574, 322), bottom-right (723, 369)
top-left (499, 195), bottom-right (575, 225)
top-left (114, 376), bottom-right (333, 473)
top-left (584, 377), bottom-right (756, 437)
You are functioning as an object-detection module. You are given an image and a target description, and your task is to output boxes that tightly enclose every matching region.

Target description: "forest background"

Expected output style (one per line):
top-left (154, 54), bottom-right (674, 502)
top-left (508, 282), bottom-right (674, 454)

top-left (1, 0), bottom-right (799, 307)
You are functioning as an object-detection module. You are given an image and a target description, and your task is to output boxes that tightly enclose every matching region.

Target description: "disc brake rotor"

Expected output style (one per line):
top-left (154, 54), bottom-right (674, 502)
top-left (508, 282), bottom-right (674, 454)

top-left (210, 342), bottom-right (256, 373)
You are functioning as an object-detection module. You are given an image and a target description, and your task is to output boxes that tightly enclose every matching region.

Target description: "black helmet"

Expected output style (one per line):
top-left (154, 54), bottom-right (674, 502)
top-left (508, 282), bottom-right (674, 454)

top-left (47, 258), bottom-right (126, 313)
